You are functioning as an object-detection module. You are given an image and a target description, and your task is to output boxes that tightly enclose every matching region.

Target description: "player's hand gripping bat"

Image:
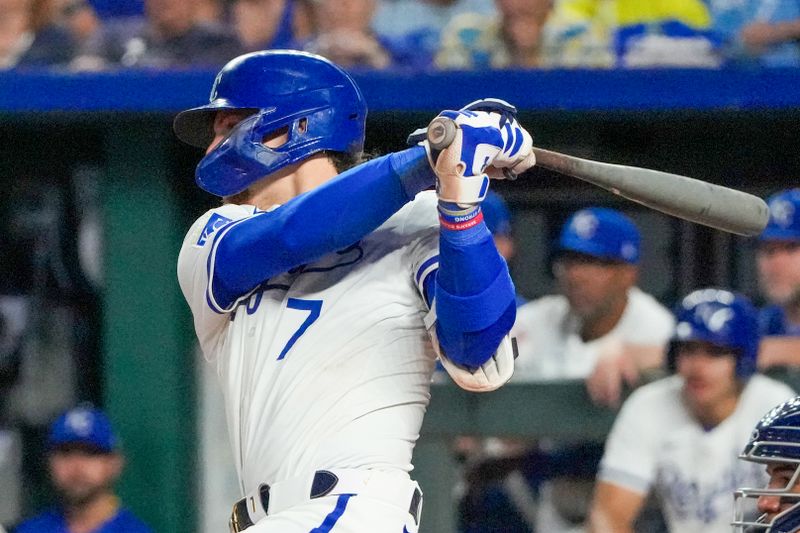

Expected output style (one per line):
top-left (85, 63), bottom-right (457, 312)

top-left (426, 117), bottom-right (769, 237)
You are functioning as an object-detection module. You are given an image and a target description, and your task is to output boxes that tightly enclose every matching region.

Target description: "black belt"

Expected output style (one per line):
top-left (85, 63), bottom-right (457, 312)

top-left (229, 470), bottom-right (423, 532)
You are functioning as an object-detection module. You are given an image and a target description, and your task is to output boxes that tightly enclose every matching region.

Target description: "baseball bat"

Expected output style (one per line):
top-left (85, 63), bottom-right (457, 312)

top-left (426, 117), bottom-right (769, 237)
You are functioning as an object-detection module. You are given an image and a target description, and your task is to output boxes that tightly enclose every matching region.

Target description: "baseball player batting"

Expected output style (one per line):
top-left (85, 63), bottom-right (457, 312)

top-left (174, 50), bottom-right (532, 532)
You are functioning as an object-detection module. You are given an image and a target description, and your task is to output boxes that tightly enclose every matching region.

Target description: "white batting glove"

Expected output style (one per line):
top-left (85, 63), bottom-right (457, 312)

top-left (428, 110), bottom-right (502, 206)
top-left (459, 98), bottom-right (536, 178)
top-left (426, 109), bottom-right (534, 205)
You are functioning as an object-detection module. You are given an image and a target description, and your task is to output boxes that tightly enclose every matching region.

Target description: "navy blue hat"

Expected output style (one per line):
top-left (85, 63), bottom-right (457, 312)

top-left (760, 189), bottom-right (800, 242)
top-left (558, 207), bottom-right (640, 264)
top-left (48, 406), bottom-right (118, 453)
top-left (482, 191), bottom-right (512, 236)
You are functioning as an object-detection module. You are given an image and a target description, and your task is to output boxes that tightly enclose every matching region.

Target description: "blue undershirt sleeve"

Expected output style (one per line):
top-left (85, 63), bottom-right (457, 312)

top-left (211, 147), bottom-right (434, 308)
top-left (432, 207), bottom-right (516, 368)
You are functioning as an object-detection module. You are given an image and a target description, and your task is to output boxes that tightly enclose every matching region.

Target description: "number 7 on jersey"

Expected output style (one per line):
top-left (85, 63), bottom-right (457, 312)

top-left (277, 298), bottom-right (323, 360)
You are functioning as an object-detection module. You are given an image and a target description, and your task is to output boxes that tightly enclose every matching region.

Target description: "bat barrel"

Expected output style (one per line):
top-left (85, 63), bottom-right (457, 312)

top-left (533, 148), bottom-right (769, 237)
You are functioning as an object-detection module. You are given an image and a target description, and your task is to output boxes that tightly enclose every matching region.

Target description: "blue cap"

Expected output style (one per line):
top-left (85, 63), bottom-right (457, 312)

top-left (558, 207), bottom-right (640, 264)
top-left (48, 406), bottom-right (118, 453)
top-left (482, 191), bottom-right (512, 236)
top-left (760, 189), bottom-right (800, 242)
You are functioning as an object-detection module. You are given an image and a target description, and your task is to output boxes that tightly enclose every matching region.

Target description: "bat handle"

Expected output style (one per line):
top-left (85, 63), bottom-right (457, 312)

top-left (427, 117), bottom-right (457, 150)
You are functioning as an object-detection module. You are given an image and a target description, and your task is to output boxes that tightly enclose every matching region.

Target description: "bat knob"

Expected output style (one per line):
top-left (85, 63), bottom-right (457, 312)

top-left (427, 117), bottom-right (457, 151)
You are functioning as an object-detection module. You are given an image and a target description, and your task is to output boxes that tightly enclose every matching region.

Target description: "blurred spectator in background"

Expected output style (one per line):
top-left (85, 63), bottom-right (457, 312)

top-left (56, 0), bottom-right (100, 48)
top-left (373, 0), bottom-right (496, 69)
top-left (512, 207), bottom-right (674, 406)
top-left (504, 207), bottom-right (673, 532)
top-left (85, 0), bottom-right (141, 18)
top-left (0, 0), bottom-right (78, 69)
top-left (194, 0), bottom-right (224, 25)
top-left (232, 0), bottom-right (310, 52)
top-left (457, 208), bottom-right (673, 533)
top-left (589, 288), bottom-right (794, 533)
top-left (303, 0), bottom-right (394, 69)
top-left (546, 0), bottom-right (719, 68)
top-left (71, 0), bottom-right (242, 70)
top-left (15, 405), bottom-right (151, 533)
top-left (755, 188), bottom-right (800, 368)
top-left (710, 0), bottom-right (800, 66)
top-left (437, 0), bottom-right (555, 69)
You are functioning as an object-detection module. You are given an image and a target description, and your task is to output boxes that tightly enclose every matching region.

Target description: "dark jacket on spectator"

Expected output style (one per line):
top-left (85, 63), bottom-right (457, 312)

top-left (76, 17), bottom-right (242, 69)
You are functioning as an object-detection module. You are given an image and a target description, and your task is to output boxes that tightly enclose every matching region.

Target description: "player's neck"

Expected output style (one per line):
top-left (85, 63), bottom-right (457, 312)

top-left (238, 155), bottom-right (339, 210)
top-left (64, 493), bottom-right (119, 533)
top-left (688, 387), bottom-right (741, 429)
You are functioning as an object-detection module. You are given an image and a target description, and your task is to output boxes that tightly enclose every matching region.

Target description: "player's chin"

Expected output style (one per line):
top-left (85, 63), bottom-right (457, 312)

top-left (57, 483), bottom-right (106, 506)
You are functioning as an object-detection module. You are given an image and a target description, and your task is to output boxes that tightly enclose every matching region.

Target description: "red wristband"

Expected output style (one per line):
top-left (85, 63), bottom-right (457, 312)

top-left (439, 210), bottom-right (484, 231)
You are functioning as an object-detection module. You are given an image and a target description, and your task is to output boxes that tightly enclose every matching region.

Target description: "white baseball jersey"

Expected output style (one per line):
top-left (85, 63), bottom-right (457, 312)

top-left (510, 287), bottom-right (675, 381)
top-left (177, 191), bottom-right (440, 495)
top-left (598, 374), bottom-right (795, 533)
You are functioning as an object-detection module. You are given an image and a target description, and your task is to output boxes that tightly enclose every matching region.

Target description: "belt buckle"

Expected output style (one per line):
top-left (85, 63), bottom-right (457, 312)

top-left (229, 496), bottom-right (254, 533)
top-left (229, 483), bottom-right (270, 533)
top-left (228, 506), bottom-right (242, 533)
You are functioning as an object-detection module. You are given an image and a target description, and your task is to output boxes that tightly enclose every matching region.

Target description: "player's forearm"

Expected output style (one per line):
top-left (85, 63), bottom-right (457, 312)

top-left (213, 147), bottom-right (434, 302)
top-left (433, 208), bottom-right (516, 367)
top-left (588, 481), bottom-right (644, 533)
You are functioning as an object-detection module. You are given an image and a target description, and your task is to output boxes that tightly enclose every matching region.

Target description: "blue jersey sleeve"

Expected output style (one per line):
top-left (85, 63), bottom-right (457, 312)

top-left (210, 147), bottom-right (434, 308)
top-left (428, 207), bottom-right (516, 368)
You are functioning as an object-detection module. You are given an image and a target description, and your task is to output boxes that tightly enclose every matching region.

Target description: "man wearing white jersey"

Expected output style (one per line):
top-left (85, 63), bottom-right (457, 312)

top-left (173, 50), bottom-right (535, 532)
top-left (512, 207), bottom-right (674, 407)
top-left (589, 288), bottom-right (795, 533)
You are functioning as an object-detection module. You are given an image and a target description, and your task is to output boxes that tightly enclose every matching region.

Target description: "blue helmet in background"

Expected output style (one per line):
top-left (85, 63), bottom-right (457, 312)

top-left (558, 207), bottom-right (640, 264)
top-left (733, 396), bottom-right (800, 533)
top-left (667, 288), bottom-right (759, 379)
top-left (173, 50), bottom-right (368, 197)
top-left (760, 189), bottom-right (800, 243)
top-left (48, 405), bottom-right (118, 453)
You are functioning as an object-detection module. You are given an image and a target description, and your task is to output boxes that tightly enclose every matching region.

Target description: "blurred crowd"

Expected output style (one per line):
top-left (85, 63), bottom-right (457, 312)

top-left (451, 188), bottom-right (800, 533)
top-left (2, 0), bottom-right (800, 71)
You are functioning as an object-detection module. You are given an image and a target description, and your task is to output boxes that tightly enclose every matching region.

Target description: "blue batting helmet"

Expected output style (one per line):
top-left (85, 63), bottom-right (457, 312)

top-left (173, 50), bottom-right (368, 197)
top-left (760, 189), bottom-right (800, 243)
top-left (734, 396), bottom-right (800, 533)
top-left (558, 207), bottom-right (640, 264)
top-left (667, 288), bottom-right (759, 379)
